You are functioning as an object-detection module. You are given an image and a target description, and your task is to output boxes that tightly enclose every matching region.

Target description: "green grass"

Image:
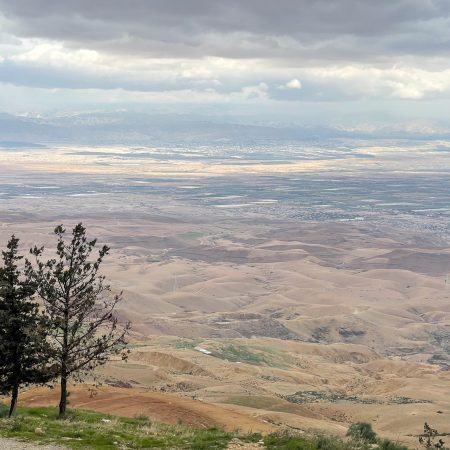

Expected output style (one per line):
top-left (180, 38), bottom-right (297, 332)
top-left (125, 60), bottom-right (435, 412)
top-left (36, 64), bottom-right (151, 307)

top-left (171, 339), bottom-right (203, 350)
top-left (429, 328), bottom-right (450, 354)
top-left (265, 432), bottom-right (340, 450)
top-left (224, 396), bottom-right (305, 415)
top-left (264, 431), bottom-right (409, 450)
top-left (388, 396), bottom-right (431, 405)
top-left (0, 406), bottom-right (234, 449)
top-left (283, 391), bottom-right (431, 406)
top-left (0, 405), bottom-right (412, 449)
top-left (169, 339), bottom-right (290, 368)
top-left (283, 391), bottom-right (379, 405)
top-left (0, 403), bottom-right (9, 418)
top-left (214, 344), bottom-right (267, 364)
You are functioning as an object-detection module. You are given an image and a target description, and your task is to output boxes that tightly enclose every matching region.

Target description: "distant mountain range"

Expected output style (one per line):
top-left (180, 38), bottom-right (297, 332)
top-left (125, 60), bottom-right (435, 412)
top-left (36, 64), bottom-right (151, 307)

top-left (1, 111), bottom-right (450, 147)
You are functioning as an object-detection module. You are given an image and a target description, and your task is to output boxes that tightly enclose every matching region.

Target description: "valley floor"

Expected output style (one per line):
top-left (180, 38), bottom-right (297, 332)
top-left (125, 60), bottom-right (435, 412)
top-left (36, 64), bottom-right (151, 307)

top-left (1, 147), bottom-right (449, 447)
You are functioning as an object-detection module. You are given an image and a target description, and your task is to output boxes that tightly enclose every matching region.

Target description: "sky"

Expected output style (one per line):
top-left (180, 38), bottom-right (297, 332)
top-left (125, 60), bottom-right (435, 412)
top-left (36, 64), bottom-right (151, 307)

top-left (1, 0), bottom-right (450, 125)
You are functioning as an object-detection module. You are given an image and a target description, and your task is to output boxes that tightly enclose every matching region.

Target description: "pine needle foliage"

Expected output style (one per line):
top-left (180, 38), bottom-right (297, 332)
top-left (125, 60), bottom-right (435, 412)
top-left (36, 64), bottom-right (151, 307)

top-left (26, 224), bottom-right (130, 418)
top-left (0, 236), bottom-right (53, 417)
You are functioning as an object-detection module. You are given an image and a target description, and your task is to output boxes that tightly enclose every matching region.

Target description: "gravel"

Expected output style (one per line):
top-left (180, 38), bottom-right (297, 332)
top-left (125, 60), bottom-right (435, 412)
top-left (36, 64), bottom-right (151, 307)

top-left (226, 438), bottom-right (265, 449)
top-left (0, 437), bottom-right (64, 449)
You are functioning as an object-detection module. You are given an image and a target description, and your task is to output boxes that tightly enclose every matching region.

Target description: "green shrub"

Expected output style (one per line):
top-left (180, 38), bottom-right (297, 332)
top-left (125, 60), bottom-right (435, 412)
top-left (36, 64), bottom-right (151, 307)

top-left (132, 414), bottom-right (151, 427)
top-left (0, 403), bottom-right (9, 418)
top-left (265, 431), bottom-right (318, 449)
top-left (264, 432), bottom-right (349, 450)
top-left (316, 435), bottom-right (346, 450)
top-left (346, 422), bottom-right (377, 443)
top-left (240, 432), bottom-right (263, 443)
top-left (378, 438), bottom-right (409, 450)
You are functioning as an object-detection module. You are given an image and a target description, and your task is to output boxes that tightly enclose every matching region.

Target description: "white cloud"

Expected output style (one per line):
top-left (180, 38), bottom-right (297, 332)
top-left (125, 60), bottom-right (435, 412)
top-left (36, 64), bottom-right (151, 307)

top-left (285, 78), bottom-right (302, 89)
top-left (301, 65), bottom-right (450, 100)
top-left (236, 82), bottom-right (269, 100)
top-left (11, 41), bottom-right (102, 68)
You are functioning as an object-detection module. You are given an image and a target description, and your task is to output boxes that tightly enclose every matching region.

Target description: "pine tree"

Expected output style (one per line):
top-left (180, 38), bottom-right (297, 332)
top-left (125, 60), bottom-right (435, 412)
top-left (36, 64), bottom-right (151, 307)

top-left (0, 236), bottom-right (52, 417)
top-left (27, 224), bottom-right (130, 419)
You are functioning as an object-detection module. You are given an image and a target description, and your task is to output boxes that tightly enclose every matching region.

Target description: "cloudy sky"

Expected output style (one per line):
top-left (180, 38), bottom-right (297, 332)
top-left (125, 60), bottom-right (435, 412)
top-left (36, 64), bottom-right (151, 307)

top-left (1, 0), bottom-right (450, 124)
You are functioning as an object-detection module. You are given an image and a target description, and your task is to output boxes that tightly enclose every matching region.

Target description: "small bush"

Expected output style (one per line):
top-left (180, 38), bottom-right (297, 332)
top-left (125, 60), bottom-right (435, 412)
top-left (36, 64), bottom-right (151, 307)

top-left (265, 432), bottom-right (317, 449)
top-left (346, 422), bottom-right (377, 443)
top-left (0, 403), bottom-right (9, 418)
top-left (378, 438), bottom-right (409, 450)
top-left (8, 417), bottom-right (25, 432)
top-left (131, 414), bottom-right (151, 427)
top-left (316, 435), bottom-right (347, 450)
top-left (419, 422), bottom-right (446, 449)
top-left (240, 432), bottom-right (263, 443)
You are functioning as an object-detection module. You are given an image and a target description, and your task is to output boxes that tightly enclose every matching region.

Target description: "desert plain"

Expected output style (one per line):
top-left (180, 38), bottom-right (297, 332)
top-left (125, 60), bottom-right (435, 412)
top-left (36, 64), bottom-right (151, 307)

top-left (1, 141), bottom-right (450, 445)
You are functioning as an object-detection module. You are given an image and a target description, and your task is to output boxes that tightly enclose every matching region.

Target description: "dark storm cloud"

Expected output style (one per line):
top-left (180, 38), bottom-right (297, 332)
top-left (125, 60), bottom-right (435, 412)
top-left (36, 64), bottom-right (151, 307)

top-left (1, 0), bottom-right (449, 60)
top-left (0, 60), bottom-right (169, 90)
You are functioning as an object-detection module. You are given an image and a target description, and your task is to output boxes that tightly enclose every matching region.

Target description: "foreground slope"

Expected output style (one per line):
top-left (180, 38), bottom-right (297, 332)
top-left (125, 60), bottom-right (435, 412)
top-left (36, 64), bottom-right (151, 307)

top-left (16, 335), bottom-right (450, 445)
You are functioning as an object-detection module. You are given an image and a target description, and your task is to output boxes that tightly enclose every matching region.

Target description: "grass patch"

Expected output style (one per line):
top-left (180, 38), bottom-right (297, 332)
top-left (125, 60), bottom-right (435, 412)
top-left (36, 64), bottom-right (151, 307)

top-left (0, 406), bottom-right (413, 450)
top-left (127, 343), bottom-right (151, 349)
top-left (429, 328), bottom-right (450, 354)
top-left (224, 396), bottom-right (306, 415)
top-left (0, 404), bottom-right (9, 418)
top-left (213, 344), bottom-right (266, 365)
top-left (112, 362), bottom-right (148, 370)
top-left (226, 395), bottom-right (283, 410)
top-left (428, 328), bottom-right (450, 366)
top-left (0, 406), bottom-right (234, 449)
top-left (264, 431), bottom-right (409, 450)
top-left (283, 391), bottom-right (380, 405)
top-left (283, 391), bottom-right (430, 405)
top-left (248, 344), bottom-right (293, 369)
top-left (171, 339), bottom-right (203, 350)
top-left (265, 432), bottom-right (335, 450)
top-left (388, 396), bottom-right (431, 405)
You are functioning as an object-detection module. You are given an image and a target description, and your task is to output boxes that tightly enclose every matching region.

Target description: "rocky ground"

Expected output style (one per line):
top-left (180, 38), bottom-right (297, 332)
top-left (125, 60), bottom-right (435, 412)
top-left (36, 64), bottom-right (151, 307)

top-left (0, 438), bottom-right (64, 450)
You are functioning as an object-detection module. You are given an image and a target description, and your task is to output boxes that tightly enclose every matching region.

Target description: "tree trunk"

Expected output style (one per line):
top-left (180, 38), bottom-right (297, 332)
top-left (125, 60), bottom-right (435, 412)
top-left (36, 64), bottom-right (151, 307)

top-left (59, 302), bottom-right (69, 420)
top-left (58, 374), bottom-right (68, 419)
top-left (9, 384), bottom-right (19, 418)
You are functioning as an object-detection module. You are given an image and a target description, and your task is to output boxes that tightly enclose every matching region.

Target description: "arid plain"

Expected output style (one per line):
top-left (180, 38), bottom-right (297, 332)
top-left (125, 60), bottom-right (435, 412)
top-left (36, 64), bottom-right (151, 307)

top-left (1, 142), bottom-right (450, 445)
